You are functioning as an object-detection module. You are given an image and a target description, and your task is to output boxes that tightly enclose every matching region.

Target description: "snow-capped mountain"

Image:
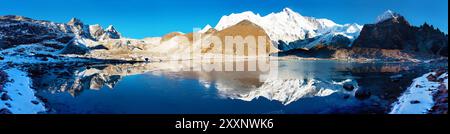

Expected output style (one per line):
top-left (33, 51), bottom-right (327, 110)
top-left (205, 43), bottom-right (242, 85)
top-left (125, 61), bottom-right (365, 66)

top-left (214, 8), bottom-right (363, 50)
top-left (199, 24), bottom-right (213, 33)
top-left (353, 10), bottom-right (448, 57)
top-left (100, 25), bottom-right (122, 40)
top-left (376, 10), bottom-right (401, 23)
top-left (0, 15), bottom-right (126, 55)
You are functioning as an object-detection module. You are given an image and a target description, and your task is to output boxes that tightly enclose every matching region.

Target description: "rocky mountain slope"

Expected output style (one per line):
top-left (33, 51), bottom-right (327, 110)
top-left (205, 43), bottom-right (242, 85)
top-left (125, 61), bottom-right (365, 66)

top-left (1, 8), bottom-right (448, 63)
top-left (0, 16), bottom-right (122, 51)
top-left (278, 10), bottom-right (448, 61)
top-left (205, 20), bottom-right (279, 56)
top-left (0, 15), bottom-right (155, 63)
top-left (353, 10), bottom-right (448, 57)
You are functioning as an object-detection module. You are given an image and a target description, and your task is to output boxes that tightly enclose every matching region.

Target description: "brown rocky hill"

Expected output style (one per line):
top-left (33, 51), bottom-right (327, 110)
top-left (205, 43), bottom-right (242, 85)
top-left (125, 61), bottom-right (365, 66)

top-left (159, 20), bottom-right (279, 56)
top-left (161, 32), bottom-right (184, 42)
top-left (204, 20), bottom-right (279, 56)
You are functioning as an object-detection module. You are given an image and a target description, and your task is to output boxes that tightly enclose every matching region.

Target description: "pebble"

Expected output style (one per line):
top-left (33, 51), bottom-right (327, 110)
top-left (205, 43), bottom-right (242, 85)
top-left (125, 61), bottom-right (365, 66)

top-left (31, 100), bottom-right (40, 105)
top-left (410, 100), bottom-right (421, 104)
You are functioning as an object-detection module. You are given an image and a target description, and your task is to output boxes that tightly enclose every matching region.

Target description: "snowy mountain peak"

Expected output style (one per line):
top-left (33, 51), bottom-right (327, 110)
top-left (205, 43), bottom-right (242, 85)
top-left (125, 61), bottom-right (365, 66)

top-left (282, 7), bottom-right (295, 14)
top-left (283, 7), bottom-right (293, 12)
top-left (199, 24), bottom-right (213, 33)
top-left (214, 8), bottom-right (362, 48)
top-left (68, 18), bottom-right (83, 25)
top-left (100, 25), bottom-right (121, 40)
top-left (376, 10), bottom-right (401, 23)
top-left (105, 25), bottom-right (117, 32)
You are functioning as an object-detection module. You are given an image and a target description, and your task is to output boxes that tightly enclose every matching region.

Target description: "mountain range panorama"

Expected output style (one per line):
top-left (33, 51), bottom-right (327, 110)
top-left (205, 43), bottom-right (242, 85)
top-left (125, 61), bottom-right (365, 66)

top-left (0, 8), bottom-right (448, 61)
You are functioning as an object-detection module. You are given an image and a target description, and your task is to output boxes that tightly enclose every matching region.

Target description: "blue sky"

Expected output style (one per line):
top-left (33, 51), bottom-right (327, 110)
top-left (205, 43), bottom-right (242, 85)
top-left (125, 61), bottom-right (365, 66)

top-left (1, 0), bottom-right (448, 38)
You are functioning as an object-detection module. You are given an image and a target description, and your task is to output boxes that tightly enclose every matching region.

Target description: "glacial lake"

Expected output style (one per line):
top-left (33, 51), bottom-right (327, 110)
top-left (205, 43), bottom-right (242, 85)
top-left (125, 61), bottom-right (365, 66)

top-left (26, 59), bottom-right (444, 114)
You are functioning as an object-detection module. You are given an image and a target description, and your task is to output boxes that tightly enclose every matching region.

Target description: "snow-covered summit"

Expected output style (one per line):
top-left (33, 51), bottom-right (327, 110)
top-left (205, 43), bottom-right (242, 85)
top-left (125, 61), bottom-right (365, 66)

top-left (376, 10), bottom-right (401, 23)
top-left (100, 25), bottom-right (121, 40)
top-left (105, 25), bottom-right (117, 32)
top-left (68, 18), bottom-right (83, 26)
top-left (199, 24), bottom-right (213, 33)
top-left (214, 7), bottom-right (362, 48)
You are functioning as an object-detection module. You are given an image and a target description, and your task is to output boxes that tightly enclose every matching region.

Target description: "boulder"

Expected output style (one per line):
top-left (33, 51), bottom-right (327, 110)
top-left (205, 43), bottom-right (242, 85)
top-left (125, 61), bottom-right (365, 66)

top-left (427, 74), bottom-right (437, 82)
top-left (410, 100), bottom-right (421, 104)
top-left (355, 88), bottom-right (371, 100)
top-left (60, 40), bottom-right (90, 55)
top-left (353, 12), bottom-right (448, 57)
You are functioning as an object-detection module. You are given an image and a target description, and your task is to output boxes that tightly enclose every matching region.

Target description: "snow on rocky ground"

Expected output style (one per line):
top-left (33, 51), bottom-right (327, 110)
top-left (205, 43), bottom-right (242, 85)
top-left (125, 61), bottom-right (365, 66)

top-left (390, 71), bottom-right (448, 114)
top-left (376, 10), bottom-right (400, 23)
top-left (0, 43), bottom-right (94, 64)
top-left (0, 68), bottom-right (46, 114)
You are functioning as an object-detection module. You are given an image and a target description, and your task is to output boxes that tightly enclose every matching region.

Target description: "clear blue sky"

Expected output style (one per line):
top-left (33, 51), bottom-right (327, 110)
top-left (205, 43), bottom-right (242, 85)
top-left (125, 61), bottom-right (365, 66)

top-left (1, 0), bottom-right (448, 38)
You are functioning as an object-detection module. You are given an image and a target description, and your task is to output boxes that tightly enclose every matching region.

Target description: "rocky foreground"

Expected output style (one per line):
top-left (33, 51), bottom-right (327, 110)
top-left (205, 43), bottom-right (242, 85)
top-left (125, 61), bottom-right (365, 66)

top-left (390, 68), bottom-right (448, 114)
top-left (1, 68), bottom-right (45, 114)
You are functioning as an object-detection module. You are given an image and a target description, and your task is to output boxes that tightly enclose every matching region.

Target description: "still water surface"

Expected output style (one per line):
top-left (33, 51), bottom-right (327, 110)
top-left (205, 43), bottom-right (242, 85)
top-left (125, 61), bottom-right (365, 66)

top-left (30, 60), bottom-right (435, 114)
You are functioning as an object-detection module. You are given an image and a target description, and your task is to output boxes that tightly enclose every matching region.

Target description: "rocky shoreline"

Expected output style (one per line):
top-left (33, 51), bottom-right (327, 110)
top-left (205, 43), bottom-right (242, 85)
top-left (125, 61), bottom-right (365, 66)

top-left (390, 68), bottom-right (448, 114)
top-left (0, 56), bottom-right (147, 114)
top-left (429, 68), bottom-right (448, 114)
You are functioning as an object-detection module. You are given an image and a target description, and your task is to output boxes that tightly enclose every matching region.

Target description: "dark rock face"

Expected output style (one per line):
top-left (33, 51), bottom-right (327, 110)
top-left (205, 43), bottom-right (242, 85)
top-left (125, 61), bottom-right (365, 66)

top-left (67, 18), bottom-right (93, 39)
top-left (0, 70), bottom-right (7, 86)
top-left (328, 35), bottom-right (352, 48)
top-left (89, 24), bottom-right (105, 40)
top-left (277, 34), bottom-right (352, 51)
top-left (355, 88), bottom-right (371, 100)
top-left (89, 45), bottom-right (109, 50)
top-left (31, 100), bottom-right (40, 105)
top-left (275, 45), bottom-right (336, 58)
top-left (353, 16), bottom-right (448, 57)
top-left (56, 36), bottom-right (75, 44)
top-left (0, 15), bottom-right (122, 55)
top-left (416, 24), bottom-right (448, 56)
top-left (410, 100), bottom-right (421, 104)
top-left (60, 40), bottom-right (90, 55)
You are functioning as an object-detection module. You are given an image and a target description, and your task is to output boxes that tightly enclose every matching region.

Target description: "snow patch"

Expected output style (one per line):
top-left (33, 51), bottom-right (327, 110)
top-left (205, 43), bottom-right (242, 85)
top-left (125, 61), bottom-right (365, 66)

top-left (199, 24), bottom-right (213, 33)
top-left (376, 10), bottom-right (400, 23)
top-left (390, 72), bottom-right (448, 114)
top-left (1, 68), bottom-right (46, 114)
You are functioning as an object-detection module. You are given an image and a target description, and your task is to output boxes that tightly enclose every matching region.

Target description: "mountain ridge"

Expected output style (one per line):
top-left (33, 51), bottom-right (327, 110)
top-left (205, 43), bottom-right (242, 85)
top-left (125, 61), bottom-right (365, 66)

top-left (1, 8), bottom-right (448, 63)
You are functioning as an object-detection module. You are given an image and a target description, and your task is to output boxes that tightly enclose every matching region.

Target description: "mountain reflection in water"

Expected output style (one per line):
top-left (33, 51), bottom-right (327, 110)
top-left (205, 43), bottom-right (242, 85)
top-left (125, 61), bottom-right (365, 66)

top-left (27, 60), bottom-right (434, 114)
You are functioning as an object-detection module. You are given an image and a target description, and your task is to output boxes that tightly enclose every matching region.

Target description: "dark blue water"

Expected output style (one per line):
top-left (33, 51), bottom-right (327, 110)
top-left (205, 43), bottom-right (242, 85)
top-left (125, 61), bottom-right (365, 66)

top-left (32, 60), bottom-right (434, 114)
